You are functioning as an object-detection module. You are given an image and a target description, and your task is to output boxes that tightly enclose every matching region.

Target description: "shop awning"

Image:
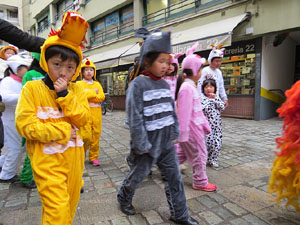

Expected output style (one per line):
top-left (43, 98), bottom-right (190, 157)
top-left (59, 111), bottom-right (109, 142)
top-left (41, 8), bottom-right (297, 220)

top-left (90, 13), bottom-right (250, 69)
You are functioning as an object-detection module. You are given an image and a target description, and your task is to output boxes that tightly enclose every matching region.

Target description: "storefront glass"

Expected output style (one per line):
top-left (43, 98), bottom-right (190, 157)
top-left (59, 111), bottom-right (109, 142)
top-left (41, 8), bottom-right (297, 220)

top-left (222, 53), bottom-right (256, 95)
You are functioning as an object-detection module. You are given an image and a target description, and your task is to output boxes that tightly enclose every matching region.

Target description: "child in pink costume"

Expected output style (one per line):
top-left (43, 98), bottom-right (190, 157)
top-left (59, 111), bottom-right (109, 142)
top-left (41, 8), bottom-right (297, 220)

top-left (175, 42), bottom-right (217, 192)
top-left (163, 53), bottom-right (182, 99)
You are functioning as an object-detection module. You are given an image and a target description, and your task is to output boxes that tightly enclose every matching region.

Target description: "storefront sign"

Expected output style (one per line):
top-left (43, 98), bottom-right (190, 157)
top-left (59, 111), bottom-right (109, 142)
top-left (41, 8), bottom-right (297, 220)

top-left (223, 39), bottom-right (257, 57)
top-left (172, 34), bottom-right (232, 54)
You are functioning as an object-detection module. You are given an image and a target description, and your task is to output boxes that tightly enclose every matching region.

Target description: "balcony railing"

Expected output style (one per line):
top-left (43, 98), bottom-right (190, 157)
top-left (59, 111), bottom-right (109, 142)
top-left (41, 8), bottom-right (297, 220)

top-left (143, 0), bottom-right (229, 26)
top-left (37, 20), bottom-right (49, 33)
top-left (55, 4), bottom-right (74, 21)
top-left (90, 20), bottom-right (134, 45)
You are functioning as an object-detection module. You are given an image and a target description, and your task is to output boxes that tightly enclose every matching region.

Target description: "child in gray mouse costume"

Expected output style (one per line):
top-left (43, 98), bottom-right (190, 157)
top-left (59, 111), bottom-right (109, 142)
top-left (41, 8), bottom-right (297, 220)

top-left (117, 28), bottom-right (199, 225)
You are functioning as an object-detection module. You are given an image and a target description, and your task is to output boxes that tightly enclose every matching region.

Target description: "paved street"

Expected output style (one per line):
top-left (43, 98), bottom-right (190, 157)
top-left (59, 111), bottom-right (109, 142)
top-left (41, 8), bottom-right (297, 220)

top-left (0, 111), bottom-right (299, 225)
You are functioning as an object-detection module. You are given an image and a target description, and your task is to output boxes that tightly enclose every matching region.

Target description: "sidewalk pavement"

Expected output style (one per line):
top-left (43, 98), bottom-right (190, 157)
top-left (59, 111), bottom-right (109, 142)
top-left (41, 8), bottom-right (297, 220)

top-left (0, 111), bottom-right (299, 225)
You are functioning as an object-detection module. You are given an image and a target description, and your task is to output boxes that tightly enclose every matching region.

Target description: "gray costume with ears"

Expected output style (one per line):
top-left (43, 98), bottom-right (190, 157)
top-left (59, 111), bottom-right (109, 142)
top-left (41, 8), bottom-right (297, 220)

top-left (117, 30), bottom-right (190, 221)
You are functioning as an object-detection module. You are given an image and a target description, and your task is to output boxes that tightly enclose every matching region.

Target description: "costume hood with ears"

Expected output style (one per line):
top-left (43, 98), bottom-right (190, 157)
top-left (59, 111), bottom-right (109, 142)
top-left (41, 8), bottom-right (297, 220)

top-left (81, 58), bottom-right (96, 79)
top-left (208, 44), bottom-right (225, 64)
top-left (170, 53), bottom-right (183, 69)
top-left (182, 42), bottom-right (206, 76)
top-left (40, 11), bottom-right (89, 82)
top-left (137, 28), bottom-right (172, 65)
top-left (6, 54), bottom-right (32, 74)
top-left (0, 45), bottom-right (19, 60)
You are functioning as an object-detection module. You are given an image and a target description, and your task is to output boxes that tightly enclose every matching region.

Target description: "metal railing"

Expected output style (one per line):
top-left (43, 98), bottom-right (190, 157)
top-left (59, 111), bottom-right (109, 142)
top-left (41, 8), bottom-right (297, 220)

top-left (37, 20), bottom-right (49, 33)
top-left (143, 0), bottom-right (228, 25)
top-left (90, 20), bottom-right (134, 45)
top-left (55, 4), bottom-right (74, 21)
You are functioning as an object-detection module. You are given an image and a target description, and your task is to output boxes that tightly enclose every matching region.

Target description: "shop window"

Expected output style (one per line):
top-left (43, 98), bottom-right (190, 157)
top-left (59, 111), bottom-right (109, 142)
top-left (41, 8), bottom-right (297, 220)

top-left (91, 4), bottom-right (134, 44)
top-left (0, 10), bottom-right (4, 19)
top-left (112, 72), bottom-right (127, 96)
top-left (222, 53), bottom-right (256, 95)
top-left (38, 15), bottom-right (49, 33)
top-left (56, 0), bottom-right (74, 21)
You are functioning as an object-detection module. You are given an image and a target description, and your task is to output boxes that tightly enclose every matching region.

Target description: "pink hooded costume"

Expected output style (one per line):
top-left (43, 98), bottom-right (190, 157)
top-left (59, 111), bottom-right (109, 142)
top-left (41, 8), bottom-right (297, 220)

top-left (163, 53), bottom-right (182, 99)
top-left (176, 42), bottom-right (212, 188)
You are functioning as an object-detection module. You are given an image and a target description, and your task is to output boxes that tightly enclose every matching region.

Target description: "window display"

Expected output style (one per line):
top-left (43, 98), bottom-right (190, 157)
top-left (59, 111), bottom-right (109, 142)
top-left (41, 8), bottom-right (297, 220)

top-left (112, 72), bottom-right (127, 96)
top-left (222, 53), bottom-right (256, 95)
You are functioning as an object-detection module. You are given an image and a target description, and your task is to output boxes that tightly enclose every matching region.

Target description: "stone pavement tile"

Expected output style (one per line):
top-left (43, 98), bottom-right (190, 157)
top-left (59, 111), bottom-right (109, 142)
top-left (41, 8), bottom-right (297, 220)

top-left (206, 192), bottom-right (229, 204)
top-left (134, 184), bottom-right (168, 212)
top-left (16, 207), bottom-right (42, 225)
top-left (196, 195), bottom-right (218, 209)
top-left (253, 205), bottom-right (300, 225)
top-left (142, 210), bottom-right (163, 224)
top-left (0, 183), bottom-right (10, 191)
top-left (77, 193), bottom-right (124, 224)
top-left (198, 210), bottom-right (223, 225)
top-left (111, 216), bottom-right (130, 225)
top-left (220, 185), bottom-right (274, 213)
top-left (157, 206), bottom-right (171, 221)
top-left (242, 214), bottom-right (269, 225)
top-left (230, 218), bottom-right (251, 225)
top-left (93, 221), bottom-right (112, 225)
top-left (0, 210), bottom-right (22, 225)
top-left (211, 206), bottom-right (235, 220)
top-left (187, 199), bottom-right (206, 213)
top-left (180, 178), bottom-right (207, 200)
top-left (128, 214), bottom-right (148, 225)
top-left (220, 159), bottom-right (273, 183)
top-left (247, 179), bottom-right (267, 188)
top-left (5, 198), bottom-right (27, 209)
top-left (223, 202), bottom-right (247, 216)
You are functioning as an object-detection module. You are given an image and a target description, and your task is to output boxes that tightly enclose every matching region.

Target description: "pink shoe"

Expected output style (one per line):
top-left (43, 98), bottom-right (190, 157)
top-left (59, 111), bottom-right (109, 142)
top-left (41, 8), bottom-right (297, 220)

top-left (193, 183), bottom-right (217, 192)
top-left (91, 159), bottom-right (100, 166)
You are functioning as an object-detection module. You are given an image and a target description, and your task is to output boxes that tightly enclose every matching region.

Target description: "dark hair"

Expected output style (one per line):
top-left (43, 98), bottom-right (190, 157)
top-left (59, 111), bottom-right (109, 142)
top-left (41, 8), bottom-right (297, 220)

top-left (167, 63), bottom-right (178, 77)
top-left (175, 69), bottom-right (193, 100)
top-left (211, 57), bottom-right (222, 63)
top-left (29, 58), bottom-right (47, 76)
top-left (202, 79), bottom-right (217, 96)
top-left (143, 52), bottom-right (160, 67)
top-left (45, 45), bottom-right (79, 66)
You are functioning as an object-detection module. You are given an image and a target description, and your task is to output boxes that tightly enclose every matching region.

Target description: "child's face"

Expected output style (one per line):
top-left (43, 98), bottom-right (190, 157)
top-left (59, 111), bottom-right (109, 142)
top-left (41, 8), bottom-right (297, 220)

top-left (16, 66), bottom-right (28, 78)
top-left (47, 55), bottom-right (77, 82)
top-left (167, 63), bottom-right (175, 75)
top-left (4, 49), bottom-right (16, 60)
top-left (204, 83), bottom-right (215, 96)
top-left (211, 57), bottom-right (222, 69)
top-left (83, 67), bottom-right (94, 80)
top-left (147, 53), bottom-right (170, 77)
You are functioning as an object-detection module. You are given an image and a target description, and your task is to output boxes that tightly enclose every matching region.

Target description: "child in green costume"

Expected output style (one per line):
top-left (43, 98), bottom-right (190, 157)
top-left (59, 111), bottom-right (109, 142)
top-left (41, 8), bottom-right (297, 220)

top-left (19, 52), bottom-right (46, 189)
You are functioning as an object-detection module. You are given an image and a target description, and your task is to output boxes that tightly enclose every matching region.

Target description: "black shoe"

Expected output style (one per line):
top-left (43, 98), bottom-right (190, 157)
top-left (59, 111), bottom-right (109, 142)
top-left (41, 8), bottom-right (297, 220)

top-left (80, 187), bottom-right (84, 193)
top-left (119, 203), bottom-right (136, 215)
top-left (23, 181), bottom-right (36, 189)
top-left (170, 216), bottom-right (199, 225)
top-left (0, 175), bottom-right (19, 183)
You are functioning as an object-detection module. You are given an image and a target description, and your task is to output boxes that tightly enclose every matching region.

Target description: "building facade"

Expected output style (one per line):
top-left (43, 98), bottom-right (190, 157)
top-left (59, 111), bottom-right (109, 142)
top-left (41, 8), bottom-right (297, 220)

top-left (23, 0), bottom-right (300, 120)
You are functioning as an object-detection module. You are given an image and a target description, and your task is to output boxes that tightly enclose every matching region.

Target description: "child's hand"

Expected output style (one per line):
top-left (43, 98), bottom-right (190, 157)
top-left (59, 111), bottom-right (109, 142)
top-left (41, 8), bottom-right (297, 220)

top-left (208, 93), bottom-right (216, 99)
top-left (70, 125), bottom-right (77, 141)
top-left (54, 78), bottom-right (68, 93)
top-left (95, 89), bottom-right (99, 94)
top-left (173, 139), bottom-right (178, 144)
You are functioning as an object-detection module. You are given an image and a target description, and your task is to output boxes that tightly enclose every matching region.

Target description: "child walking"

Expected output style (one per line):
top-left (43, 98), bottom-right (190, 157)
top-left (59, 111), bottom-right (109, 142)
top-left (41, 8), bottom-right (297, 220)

top-left (201, 79), bottom-right (225, 168)
top-left (117, 30), bottom-right (199, 225)
top-left (19, 53), bottom-right (46, 189)
top-left (163, 53), bottom-right (182, 99)
top-left (77, 58), bottom-right (105, 166)
top-left (0, 54), bottom-right (30, 183)
top-left (175, 42), bottom-right (217, 192)
top-left (15, 11), bottom-right (90, 225)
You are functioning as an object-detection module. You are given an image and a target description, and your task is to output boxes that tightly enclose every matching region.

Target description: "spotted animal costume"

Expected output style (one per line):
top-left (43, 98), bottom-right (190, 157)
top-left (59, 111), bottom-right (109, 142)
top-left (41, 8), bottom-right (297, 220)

top-left (201, 95), bottom-right (225, 165)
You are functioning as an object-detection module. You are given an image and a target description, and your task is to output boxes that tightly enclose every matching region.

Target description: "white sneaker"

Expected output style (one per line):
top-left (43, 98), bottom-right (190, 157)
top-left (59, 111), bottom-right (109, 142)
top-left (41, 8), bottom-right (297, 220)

top-left (211, 162), bottom-right (219, 168)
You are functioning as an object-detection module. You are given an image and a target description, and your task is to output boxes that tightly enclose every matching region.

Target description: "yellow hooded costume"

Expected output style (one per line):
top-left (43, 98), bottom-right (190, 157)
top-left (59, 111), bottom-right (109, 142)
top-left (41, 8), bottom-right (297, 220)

top-left (15, 11), bottom-right (90, 225)
top-left (77, 59), bottom-right (105, 162)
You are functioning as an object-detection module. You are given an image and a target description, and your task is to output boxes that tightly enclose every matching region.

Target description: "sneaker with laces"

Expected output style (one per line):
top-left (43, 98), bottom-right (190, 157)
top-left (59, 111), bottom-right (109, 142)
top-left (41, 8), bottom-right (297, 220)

top-left (91, 159), bottom-right (100, 166)
top-left (192, 182), bottom-right (217, 192)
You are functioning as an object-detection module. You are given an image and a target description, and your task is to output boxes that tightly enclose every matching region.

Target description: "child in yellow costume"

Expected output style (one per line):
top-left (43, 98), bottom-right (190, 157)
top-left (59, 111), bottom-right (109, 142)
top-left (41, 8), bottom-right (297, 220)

top-left (15, 11), bottom-right (90, 225)
top-left (77, 58), bottom-right (105, 166)
top-left (269, 80), bottom-right (300, 213)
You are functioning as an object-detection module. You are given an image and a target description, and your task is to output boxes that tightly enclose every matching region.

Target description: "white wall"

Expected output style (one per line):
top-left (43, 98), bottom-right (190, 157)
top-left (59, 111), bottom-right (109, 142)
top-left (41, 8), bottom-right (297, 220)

top-left (261, 35), bottom-right (296, 92)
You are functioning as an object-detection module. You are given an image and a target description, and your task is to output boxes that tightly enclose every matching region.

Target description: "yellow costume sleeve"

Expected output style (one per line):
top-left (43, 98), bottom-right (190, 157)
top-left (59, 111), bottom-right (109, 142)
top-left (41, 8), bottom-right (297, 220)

top-left (85, 82), bottom-right (105, 103)
top-left (15, 83), bottom-right (72, 144)
top-left (56, 83), bottom-right (90, 129)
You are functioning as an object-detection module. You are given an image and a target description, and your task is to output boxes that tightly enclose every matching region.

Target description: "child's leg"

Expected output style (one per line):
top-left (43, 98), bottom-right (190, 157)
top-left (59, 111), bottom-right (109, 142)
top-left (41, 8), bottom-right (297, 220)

top-left (208, 135), bottom-right (222, 165)
top-left (88, 109), bottom-right (102, 162)
top-left (31, 147), bottom-right (84, 225)
top-left (180, 139), bottom-right (208, 188)
top-left (0, 124), bottom-right (23, 180)
top-left (117, 153), bottom-right (153, 205)
top-left (175, 143), bottom-right (187, 164)
top-left (157, 145), bottom-right (190, 221)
